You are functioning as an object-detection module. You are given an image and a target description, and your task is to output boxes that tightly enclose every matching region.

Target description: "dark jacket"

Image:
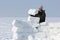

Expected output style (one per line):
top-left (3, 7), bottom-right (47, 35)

top-left (30, 10), bottom-right (46, 24)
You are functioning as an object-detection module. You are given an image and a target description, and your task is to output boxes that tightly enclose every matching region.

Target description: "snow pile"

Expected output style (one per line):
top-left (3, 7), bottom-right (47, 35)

top-left (28, 22), bottom-right (60, 40)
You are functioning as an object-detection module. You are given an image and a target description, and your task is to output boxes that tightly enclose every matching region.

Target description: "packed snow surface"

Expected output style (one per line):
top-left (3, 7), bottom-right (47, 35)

top-left (0, 17), bottom-right (60, 40)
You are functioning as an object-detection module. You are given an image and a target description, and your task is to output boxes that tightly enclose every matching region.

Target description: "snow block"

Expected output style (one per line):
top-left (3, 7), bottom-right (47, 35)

top-left (28, 9), bottom-right (37, 15)
top-left (12, 19), bottom-right (34, 40)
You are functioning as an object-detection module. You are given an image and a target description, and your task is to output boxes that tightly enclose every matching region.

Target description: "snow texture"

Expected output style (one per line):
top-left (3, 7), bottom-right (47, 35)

top-left (0, 17), bottom-right (60, 40)
top-left (28, 22), bottom-right (60, 40)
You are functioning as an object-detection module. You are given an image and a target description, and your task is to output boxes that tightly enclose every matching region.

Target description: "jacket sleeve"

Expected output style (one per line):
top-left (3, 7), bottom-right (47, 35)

top-left (30, 13), bottom-right (39, 17)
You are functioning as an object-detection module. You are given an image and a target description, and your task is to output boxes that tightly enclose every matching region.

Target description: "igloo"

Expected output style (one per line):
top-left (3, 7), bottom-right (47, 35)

top-left (11, 8), bottom-right (60, 40)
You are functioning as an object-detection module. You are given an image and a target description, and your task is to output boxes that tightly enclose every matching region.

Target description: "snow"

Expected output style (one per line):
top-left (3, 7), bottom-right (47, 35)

top-left (12, 19), bottom-right (35, 40)
top-left (0, 17), bottom-right (60, 40)
top-left (28, 22), bottom-right (60, 40)
top-left (12, 19), bottom-right (60, 40)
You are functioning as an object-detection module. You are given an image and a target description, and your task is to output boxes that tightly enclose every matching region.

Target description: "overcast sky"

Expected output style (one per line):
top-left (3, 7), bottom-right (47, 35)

top-left (0, 0), bottom-right (60, 17)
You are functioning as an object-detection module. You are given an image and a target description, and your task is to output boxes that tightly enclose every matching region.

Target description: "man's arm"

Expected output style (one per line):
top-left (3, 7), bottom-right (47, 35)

top-left (30, 11), bottom-right (39, 17)
top-left (30, 14), bottom-right (39, 17)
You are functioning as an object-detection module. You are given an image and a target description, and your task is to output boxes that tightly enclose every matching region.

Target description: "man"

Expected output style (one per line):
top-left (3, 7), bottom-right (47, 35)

top-left (30, 6), bottom-right (46, 24)
top-left (30, 6), bottom-right (46, 29)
